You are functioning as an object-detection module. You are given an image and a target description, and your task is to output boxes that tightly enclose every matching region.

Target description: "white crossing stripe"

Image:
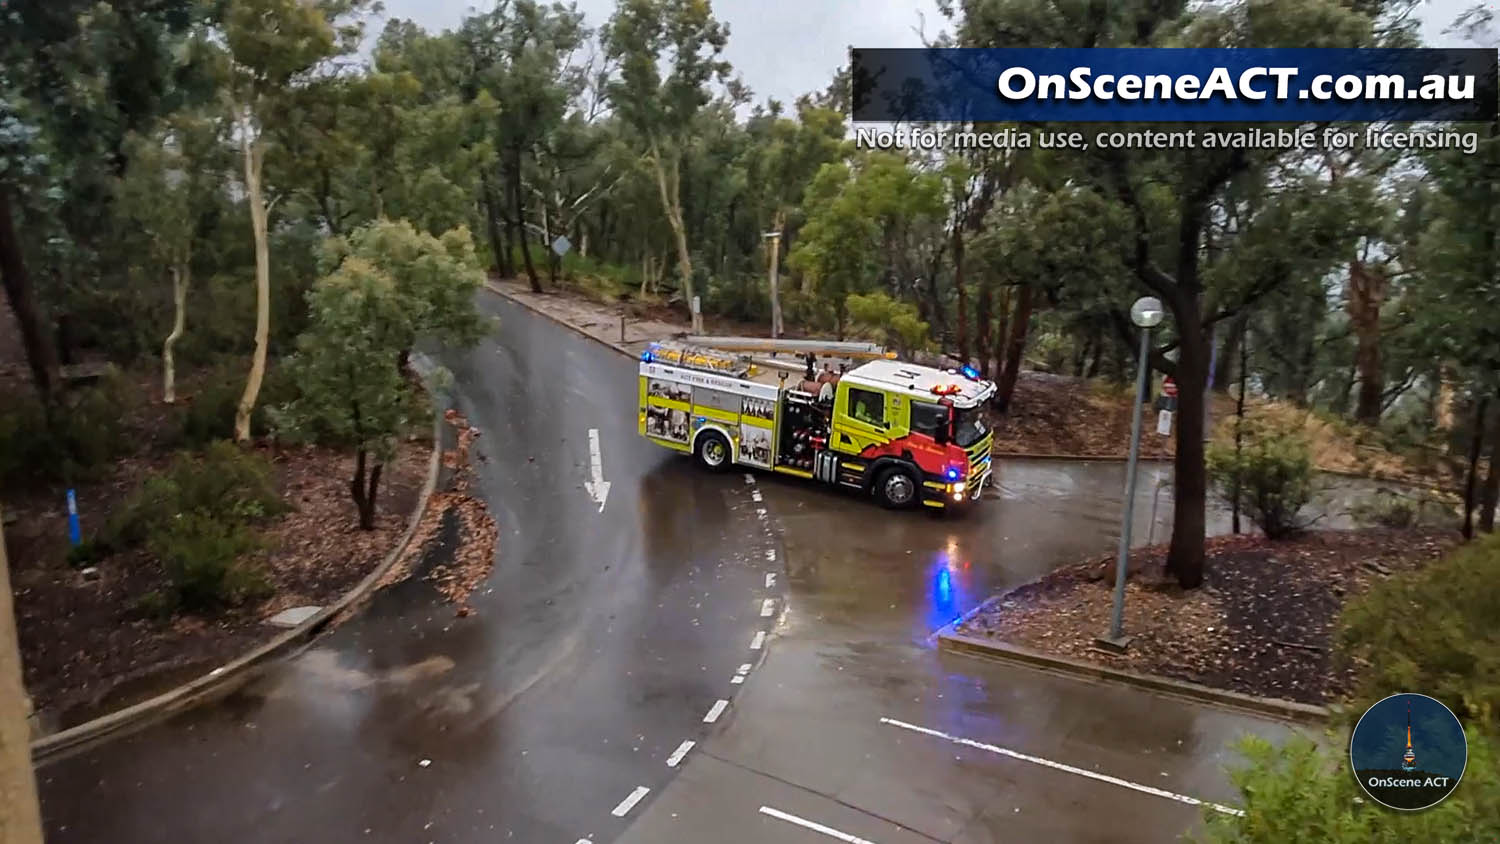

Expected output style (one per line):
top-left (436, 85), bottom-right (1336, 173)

top-left (878, 718), bottom-right (1245, 817)
top-left (758, 806), bottom-right (878, 843)
top-left (666, 740), bottom-right (695, 768)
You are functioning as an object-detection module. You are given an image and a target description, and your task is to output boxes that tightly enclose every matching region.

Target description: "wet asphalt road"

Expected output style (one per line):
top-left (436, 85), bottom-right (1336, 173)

top-left (34, 294), bottom-right (1327, 843)
top-left (37, 295), bottom-right (781, 843)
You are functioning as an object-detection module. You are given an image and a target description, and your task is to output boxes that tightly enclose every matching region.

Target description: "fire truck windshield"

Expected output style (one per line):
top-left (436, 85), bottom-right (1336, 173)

top-left (953, 406), bottom-right (988, 448)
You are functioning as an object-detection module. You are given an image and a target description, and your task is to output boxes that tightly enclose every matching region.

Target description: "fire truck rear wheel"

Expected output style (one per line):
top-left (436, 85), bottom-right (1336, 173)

top-left (874, 466), bottom-right (918, 509)
top-left (695, 431), bottom-right (732, 472)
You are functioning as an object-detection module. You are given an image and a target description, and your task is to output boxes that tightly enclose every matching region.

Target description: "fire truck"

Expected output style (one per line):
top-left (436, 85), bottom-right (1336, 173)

top-left (637, 337), bottom-right (996, 511)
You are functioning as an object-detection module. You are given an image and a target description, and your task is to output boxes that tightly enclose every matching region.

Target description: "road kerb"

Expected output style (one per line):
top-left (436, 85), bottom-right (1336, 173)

top-left (31, 404), bottom-right (447, 764)
top-left (486, 281), bottom-right (641, 360)
top-left (937, 629), bottom-right (1332, 724)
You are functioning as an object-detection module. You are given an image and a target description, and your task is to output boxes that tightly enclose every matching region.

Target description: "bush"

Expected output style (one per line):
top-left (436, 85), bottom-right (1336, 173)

top-left (1200, 730), bottom-right (1497, 843)
top-left (0, 368), bottom-right (134, 489)
top-left (1351, 489), bottom-right (1456, 530)
top-left (1339, 533), bottom-right (1500, 733)
top-left (146, 512), bottom-right (269, 610)
top-left (173, 361), bottom-right (297, 448)
top-left (101, 441), bottom-right (284, 552)
top-left (1201, 535), bottom-right (1500, 842)
top-left (1206, 418), bottom-right (1315, 539)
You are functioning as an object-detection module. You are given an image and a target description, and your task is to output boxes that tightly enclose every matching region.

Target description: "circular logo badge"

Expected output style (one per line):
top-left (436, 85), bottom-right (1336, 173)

top-left (1350, 693), bottom-right (1467, 811)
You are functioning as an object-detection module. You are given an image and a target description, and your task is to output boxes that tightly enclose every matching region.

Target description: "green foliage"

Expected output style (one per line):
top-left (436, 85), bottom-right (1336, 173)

top-left (147, 512), bottom-right (269, 611)
top-left (1203, 536), bottom-right (1500, 842)
top-left (0, 368), bottom-right (135, 489)
top-left (319, 218), bottom-right (490, 351)
top-left (1199, 730), bottom-right (1498, 843)
top-left (173, 360), bottom-right (295, 447)
top-left (102, 441), bottom-right (283, 552)
top-left (1206, 418), bottom-right (1315, 539)
top-left (1340, 534), bottom-right (1500, 732)
top-left (845, 292), bottom-right (930, 358)
top-left (1351, 489), bottom-right (1456, 530)
top-left (274, 257), bottom-right (419, 457)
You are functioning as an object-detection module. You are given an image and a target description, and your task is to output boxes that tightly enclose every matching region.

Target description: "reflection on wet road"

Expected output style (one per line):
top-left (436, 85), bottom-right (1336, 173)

top-left (33, 295), bottom-right (1352, 843)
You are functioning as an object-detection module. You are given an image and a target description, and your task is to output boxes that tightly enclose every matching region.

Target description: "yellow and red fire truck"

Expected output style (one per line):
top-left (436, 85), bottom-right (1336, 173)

top-left (637, 337), bottom-right (995, 511)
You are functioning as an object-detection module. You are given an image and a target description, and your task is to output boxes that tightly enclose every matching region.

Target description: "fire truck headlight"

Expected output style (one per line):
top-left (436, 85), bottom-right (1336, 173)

top-left (951, 482), bottom-right (967, 494)
top-left (952, 493), bottom-right (964, 502)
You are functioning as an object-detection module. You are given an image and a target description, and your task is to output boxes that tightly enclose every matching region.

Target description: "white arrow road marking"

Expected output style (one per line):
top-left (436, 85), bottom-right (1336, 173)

top-left (611, 786), bottom-right (650, 817)
top-left (878, 718), bottom-right (1244, 817)
top-left (584, 428), bottom-right (610, 512)
top-left (666, 740), bottom-right (695, 768)
top-left (765, 572), bottom-right (776, 588)
top-left (758, 807), bottom-right (878, 843)
top-left (761, 599), bottom-right (776, 617)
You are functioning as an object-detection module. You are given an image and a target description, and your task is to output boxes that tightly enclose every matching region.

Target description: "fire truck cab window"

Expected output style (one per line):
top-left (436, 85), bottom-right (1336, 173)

top-left (849, 387), bottom-right (885, 426)
top-left (911, 402), bottom-right (949, 441)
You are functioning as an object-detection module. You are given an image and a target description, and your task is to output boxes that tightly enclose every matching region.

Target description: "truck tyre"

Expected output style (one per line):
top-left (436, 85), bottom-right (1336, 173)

top-left (874, 465), bottom-right (918, 509)
top-left (695, 430), bottom-right (732, 472)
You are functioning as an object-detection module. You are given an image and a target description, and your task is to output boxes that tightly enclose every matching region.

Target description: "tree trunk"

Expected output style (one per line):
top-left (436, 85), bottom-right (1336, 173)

top-left (975, 277), bottom-right (994, 379)
top-left (1347, 259), bottom-right (1387, 424)
top-left (952, 225), bottom-right (970, 365)
top-left (1462, 396), bottom-right (1489, 540)
top-left (768, 209), bottom-right (785, 338)
top-left (480, 171), bottom-right (510, 277)
top-left (1167, 293), bottom-right (1209, 588)
top-left (993, 285), bottom-right (1034, 411)
top-left (1212, 312), bottom-right (1247, 393)
top-left (1480, 396), bottom-right (1500, 533)
top-left (162, 260), bottom-right (189, 404)
top-left (0, 185), bottom-right (59, 403)
top-left (235, 129), bottom-right (271, 444)
top-left (0, 503), bottom-right (44, 844)
top-left (511, 149), bottom-right (541, 293)
top-left (650, 142), bottom-right (699, 334)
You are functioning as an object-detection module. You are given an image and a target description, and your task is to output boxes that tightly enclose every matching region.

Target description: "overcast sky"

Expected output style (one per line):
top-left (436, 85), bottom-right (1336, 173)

top-left (373, 0), bottom-right (1484, 109)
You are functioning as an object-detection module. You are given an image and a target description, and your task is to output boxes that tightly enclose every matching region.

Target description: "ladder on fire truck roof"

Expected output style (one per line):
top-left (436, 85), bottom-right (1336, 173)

top-left (681, 336), bottom-right (894, 360)
top-left (646, 337), bottom-right (896, 379)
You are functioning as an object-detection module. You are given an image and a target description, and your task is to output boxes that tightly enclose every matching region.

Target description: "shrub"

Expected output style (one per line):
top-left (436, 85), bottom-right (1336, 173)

top-left (0, 368), bottom-right (134, 489)
top-left (1201, 535), bottom-right (1500, 842)
top-left (1199, 729), bottom-right (1497, 843)
top-left (146, 512), bottom-right (269, 610)
top-left (173, 362), bottom-right (296, 447)
top-left (101, 442), bottom-right (284, 552)
top-left (1206, 418), bottom-right (1315, 539)
top-left (1339, 533), bottom-right (1500, 733)
top-left (1352, 489), bottom-right (1456, 530)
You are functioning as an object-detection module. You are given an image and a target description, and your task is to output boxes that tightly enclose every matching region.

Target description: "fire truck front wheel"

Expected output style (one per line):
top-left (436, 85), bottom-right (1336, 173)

top-left (695, 430), bottom-right (732, 472)
top-left (874, 466), bottom-right (918, 509)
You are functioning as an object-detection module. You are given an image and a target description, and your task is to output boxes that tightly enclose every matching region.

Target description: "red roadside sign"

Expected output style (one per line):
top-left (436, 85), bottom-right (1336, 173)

top-left (1162, 376), bottom-right (1178, 398)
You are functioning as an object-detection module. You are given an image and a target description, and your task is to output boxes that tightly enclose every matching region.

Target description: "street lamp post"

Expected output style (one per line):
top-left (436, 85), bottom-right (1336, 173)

top-left (1097, 296), bottom-right (1164, 652)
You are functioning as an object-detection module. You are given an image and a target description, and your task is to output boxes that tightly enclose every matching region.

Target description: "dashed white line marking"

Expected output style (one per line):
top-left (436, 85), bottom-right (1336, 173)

top-left (878, 718), bottom-right (1245, 817)
top-left (750, 631), bottom-right (766, 650)
top-left (611, 786), bottom-right (650, 817)
top-left (738, 663), bottom-right (753, 673)
top-left (575, 839), bottom-right (592, 844)
top-left (755, 507), bottom-right (767, 519)
top-left (703, 699), bottom-right (729, 723)
top-left (758, 806), bottom-right (877, 843)
top-left (730, 674), bottom-right (745, 684)
top-left (751, 490), bottom-right (763, 502)
top-left (744, 474), bottom-right (755, 483)
top-left (666, 740), bottom-right (695, 767)
top-left (765, 572), bottom-right (777, 588)
top-left (765, 549), bottom-right (776, 562)
top-left (761, 599), bottom-right (776, 617)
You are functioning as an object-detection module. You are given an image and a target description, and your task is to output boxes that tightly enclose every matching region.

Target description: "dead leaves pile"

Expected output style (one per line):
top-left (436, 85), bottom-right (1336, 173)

top-left (380, 409), bottom-right (498, 617)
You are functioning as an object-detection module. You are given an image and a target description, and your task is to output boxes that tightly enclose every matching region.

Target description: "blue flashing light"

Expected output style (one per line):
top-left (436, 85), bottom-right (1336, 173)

top-left (641, 350), bottom-right (654, 363)
top-left (945, 466), bottom-right (960, 481)
top-left (936, 567), bottom-right (952, 605)
top-left (961, 364), bottom-right (980, 380)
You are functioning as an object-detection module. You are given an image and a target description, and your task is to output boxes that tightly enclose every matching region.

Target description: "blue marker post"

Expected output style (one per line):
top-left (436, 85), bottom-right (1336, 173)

top-left (66, 488), bottom-right (81, 546)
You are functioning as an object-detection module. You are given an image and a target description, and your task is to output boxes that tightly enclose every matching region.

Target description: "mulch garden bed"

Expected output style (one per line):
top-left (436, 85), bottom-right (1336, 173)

top-left (955, 529), bottom-right (1457, 705)
top-left (1, 363), bottom-right (446, 730)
